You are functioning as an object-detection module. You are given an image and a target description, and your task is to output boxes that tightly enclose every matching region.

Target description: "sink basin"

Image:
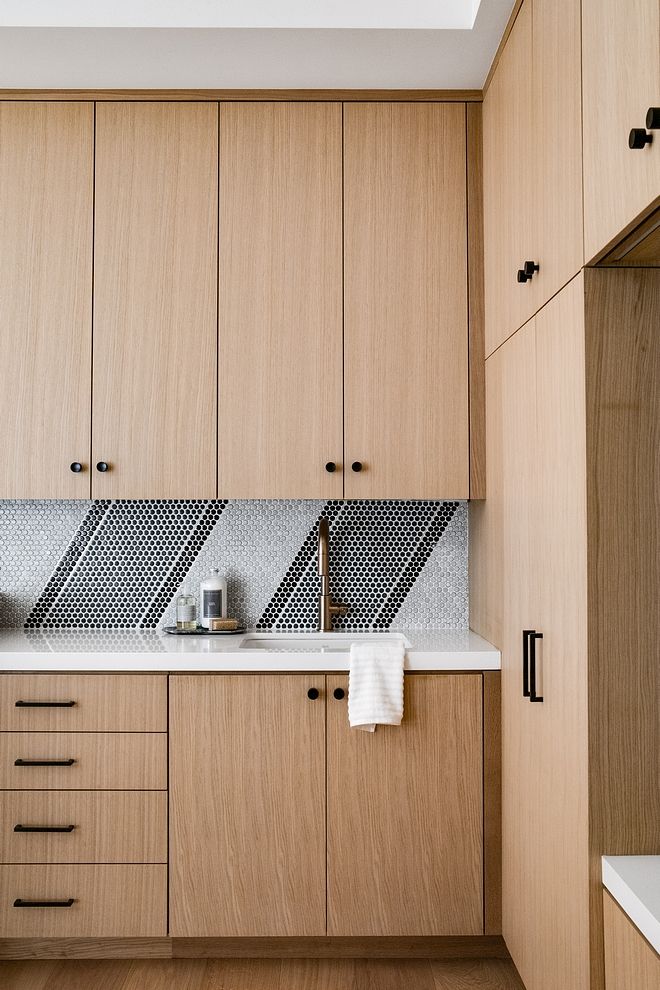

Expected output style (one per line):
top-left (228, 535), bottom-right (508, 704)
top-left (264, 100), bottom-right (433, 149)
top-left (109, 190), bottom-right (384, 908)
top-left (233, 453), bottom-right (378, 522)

top-left (239, 632), bottom-right (411, 654)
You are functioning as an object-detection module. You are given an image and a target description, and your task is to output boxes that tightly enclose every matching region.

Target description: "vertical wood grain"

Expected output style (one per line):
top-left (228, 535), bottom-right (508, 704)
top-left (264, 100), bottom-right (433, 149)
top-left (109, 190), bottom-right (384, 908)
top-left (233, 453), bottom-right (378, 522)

top-left (218, 103), bottom-right (343, 499)
top-left (530, 274), bottom-right (590, 990)
top-left (0, 102), bottom-right (93, 498)
top-left (93, 102), bottom-right (217, 499)
top-left (483, 672), bottom-right (501, 935)
top-left (585, 268), bottom-right (660, 990)
top-left (169, 675), bottom-right (326, 937)
top-left (497, 317), bottom-right (539, 981)
top-left (483, 2), bottom-right (533, 355)
top-left (603, 891), bottom-right (660, 990)
top-left (582, 0), bottom-right (660, 260)
top-left (467, 104), bottom-right (486, 500)
top-left (531, 0), bottom-right (583, 308)
top-left (468, 350), bottom-right (505, 649)
top-left (327, 674), bottom-right (483, 936)
top-left (343, 103), bottom-right (469, 499)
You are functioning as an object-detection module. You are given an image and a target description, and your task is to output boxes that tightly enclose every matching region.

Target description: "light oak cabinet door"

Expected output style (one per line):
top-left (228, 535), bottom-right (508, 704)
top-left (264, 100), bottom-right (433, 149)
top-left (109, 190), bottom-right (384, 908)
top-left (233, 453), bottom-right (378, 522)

top-left (603, 891), bottom-right (660, 990)
top-left (499, 278), bottom-right (590, 990)
top-left (343, 103), bottom-right (469, 499)
top-left (0, 102), bottom-right (93, 498)
top-left (93, 103), bottom-right (218, 499)
top-left (326, 674), bottom-right (483, 936)
top-left (169, 674), bottom-right (326, 937)
top-left (582, 0), bottom-right (660, 260)
top-left (484, 0), bottom-right (582, 354)
top-left (218, 103), bottom-right (343, 499)
top-left (483, 2), bottom-right (534, 356)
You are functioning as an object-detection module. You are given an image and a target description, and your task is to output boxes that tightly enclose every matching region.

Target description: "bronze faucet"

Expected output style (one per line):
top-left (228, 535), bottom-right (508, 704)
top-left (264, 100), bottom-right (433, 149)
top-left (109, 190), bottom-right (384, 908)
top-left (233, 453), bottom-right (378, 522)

top-left (317, 517), bottom-right (348, 632)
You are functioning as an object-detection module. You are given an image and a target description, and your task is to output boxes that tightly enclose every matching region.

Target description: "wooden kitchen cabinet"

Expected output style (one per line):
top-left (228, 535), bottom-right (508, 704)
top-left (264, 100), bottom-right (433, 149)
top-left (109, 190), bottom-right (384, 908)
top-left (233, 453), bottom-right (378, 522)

top-left (603, 891), bottom-right (660, 990)
top-left (483, 0), bottom-right (582, 355)
top-left (472, 269), bottom-right (660, 990)
top-left (218, 103), bottom-right (343, 499)
top-left (494, 278), bottom-right (590, 990)
top-left (93, 102), bottom-right (218, 499)
top-left (326, 673), bottom-right (483, 936)
top-left (582, 0), bottom-right (660, 261)
top-left (169, 674), bottom-right (326, 937)
top-left (343, 103), bottom-right (469, 499)
top-left (0, 102), bottom-right (93, 498)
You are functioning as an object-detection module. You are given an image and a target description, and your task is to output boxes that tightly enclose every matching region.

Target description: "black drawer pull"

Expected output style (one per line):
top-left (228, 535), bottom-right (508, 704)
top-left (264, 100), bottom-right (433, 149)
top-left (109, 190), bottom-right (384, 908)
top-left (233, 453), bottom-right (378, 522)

top-left (522, 629), bottom-right (533, 698)
top-left (14, 898), bottom-right (74, 908)
top-left (14, 824), bottom-right (75, 833)
top-left (529, 631), bottom-right (544, 703)
top-left (333, 687), bottom-right (345, 700)
top-left (14, 758), bottom-right (76, 767)
top-left (15, 700), bottom-right (76, 708)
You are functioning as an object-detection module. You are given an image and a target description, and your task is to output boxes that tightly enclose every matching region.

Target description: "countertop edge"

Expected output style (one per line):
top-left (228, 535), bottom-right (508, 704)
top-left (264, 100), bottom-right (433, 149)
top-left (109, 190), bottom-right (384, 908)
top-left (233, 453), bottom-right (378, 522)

top-left (602, 856), bottom-right (660, 955)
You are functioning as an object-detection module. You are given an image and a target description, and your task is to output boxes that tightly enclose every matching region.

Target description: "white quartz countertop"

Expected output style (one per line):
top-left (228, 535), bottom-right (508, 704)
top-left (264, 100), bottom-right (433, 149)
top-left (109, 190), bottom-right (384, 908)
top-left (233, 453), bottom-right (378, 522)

top-left (0, 628), bottom-right (500, 672)
top-left (602, 856), bottom-right (660, 954)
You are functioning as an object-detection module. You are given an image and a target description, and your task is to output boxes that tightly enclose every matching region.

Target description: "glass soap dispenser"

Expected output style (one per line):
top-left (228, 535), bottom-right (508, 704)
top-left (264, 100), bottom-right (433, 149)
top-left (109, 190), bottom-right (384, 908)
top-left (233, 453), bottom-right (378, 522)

top-left (176, 593), bottom-right (197, 632)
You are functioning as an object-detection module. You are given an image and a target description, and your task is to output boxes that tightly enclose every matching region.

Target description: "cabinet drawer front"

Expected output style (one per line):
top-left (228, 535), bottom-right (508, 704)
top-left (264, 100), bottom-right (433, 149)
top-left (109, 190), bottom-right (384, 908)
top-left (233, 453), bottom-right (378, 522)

top-left (0, 733), bottom-right (166, 790)
top-left (0, 675), bottom-right (166, 732)
top-left (0, 791), bottom-right (166, 863)
top-left (0, 864), bottom-right (166, 937)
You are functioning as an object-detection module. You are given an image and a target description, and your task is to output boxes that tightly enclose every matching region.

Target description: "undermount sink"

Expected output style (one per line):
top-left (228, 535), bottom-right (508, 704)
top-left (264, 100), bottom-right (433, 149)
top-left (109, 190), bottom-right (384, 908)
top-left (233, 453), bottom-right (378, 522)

top-left (239, 632), bottom-right (411, 653)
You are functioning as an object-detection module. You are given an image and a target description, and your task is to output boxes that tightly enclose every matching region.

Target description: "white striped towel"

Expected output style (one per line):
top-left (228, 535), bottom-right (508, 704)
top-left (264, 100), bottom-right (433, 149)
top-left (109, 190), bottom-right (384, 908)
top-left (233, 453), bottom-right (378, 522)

top-left (348, 642), bottom-right (405, 732)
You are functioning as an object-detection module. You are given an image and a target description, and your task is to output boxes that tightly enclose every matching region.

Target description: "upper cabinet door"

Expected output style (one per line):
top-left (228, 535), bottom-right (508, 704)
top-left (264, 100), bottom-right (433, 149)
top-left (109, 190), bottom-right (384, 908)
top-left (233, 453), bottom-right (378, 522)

top-left (582, 0), bottom-right (660, 260)
top-left (532, 0), bottom-right (583, 310)
top-left (483, 2), bottom-right (534, 356)
top-left (93, 103), bottom-right (218, 499)
top-left (218, 103), bottom-right (343, 499)
top-left (344, 103), bottom-right (468, 500)
top-left (484, 0), bottom-right (583, 355)
top-left (0, 102), bottom-right (93, 498)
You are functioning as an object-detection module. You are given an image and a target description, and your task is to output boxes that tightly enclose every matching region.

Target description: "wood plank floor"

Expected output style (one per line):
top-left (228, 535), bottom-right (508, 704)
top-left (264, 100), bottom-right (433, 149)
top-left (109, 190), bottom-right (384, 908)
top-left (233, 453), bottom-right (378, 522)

top-left (1, 958), bottom-right (525, 989)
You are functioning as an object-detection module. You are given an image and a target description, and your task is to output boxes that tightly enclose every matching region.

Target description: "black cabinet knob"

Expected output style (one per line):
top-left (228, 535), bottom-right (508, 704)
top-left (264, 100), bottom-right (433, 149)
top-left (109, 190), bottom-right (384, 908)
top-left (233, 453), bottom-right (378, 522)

top-left (69, 462), bottom-right (83, 473)
top-left (646, 107), bottom-right (660, 130)
top-left (307, 687), bottom-right (320, 700)
top-left (351, 461), bottom-right (363, 472)
top-left (333, 687), bottom-right (345, 700)
top-left (629, 127), bottom-right (652, 149)
top-left (517, 261), bottom-right (539, 283)
top-left (96, 461), bottom-right (109, 473)
top-left (325, 462), bottom-right (337, 473)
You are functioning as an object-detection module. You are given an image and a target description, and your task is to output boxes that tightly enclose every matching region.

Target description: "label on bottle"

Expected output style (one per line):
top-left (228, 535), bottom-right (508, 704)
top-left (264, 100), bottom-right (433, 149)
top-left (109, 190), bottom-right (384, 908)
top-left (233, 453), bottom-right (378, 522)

top-left (176, 604), bottom-right (196, 622)
top-left (202, 589), bottom-right (223, 618)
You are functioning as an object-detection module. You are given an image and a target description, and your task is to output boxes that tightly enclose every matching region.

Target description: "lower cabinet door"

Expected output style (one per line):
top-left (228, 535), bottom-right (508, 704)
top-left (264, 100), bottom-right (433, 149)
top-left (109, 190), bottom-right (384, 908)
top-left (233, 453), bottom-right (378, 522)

top-left (0, 864), bottom-right (167, 937)
top-left (169, 674), bottom-right (326, 937)
top-left (326, 673), bottom-right (483, 936)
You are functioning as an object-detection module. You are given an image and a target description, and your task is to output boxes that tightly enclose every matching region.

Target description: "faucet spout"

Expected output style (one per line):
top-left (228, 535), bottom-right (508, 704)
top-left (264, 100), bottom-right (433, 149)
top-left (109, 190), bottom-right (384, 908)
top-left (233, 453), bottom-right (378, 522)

top-left (317, 517), bottom-right (348, 632)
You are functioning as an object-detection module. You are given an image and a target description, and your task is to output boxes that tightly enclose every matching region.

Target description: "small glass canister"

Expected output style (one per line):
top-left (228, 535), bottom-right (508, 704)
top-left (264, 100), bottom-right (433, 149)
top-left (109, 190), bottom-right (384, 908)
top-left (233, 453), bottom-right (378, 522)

top-left (176, 594), bottom-right (197, 631)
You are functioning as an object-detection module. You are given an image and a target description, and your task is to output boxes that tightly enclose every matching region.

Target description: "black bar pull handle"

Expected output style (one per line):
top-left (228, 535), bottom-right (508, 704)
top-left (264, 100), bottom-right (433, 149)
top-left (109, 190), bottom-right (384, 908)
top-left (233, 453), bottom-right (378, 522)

top-left (14, 758), bottom-right (76, 767)
top-left (14, 824), bottom-right (75, 833)
top-left (15, 700), bottom-right (76, 708)
top-left (522, 629), bottom-right (533, 697)
top-left (13, 898), bottom-right (74, 908)
top-left (529, 631), bottom-right (544, 703)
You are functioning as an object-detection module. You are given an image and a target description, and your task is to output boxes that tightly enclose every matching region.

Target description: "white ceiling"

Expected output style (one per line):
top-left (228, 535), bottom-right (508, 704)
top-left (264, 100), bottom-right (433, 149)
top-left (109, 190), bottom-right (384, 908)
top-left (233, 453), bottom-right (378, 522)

top-left (0, 1), bottom-right (515, 89)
